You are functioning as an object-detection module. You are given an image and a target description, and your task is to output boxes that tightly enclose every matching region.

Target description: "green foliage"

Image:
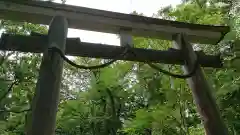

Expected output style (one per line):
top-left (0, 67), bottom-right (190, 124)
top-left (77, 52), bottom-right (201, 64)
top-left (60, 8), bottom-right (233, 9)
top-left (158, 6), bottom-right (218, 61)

top-left (0, 0), bottom-right (239, 135)
top-left (168, 3), bottom-right (224, 25)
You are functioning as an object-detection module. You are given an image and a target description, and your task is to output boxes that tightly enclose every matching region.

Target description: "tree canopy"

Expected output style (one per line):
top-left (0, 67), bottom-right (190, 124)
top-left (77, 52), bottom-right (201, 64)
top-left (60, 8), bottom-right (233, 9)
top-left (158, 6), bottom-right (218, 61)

top-left (0, 0), bottom-right (239, 135)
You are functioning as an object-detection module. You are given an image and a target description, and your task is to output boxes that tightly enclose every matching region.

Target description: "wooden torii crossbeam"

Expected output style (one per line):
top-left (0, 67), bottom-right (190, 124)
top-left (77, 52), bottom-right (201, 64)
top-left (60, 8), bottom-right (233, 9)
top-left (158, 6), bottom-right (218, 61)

top-left (0, 0), bottom-right (229, 44)
top-left (0, 1), bottom-right (230, 135)
top-left (0, 33), bottom-right (223, 68)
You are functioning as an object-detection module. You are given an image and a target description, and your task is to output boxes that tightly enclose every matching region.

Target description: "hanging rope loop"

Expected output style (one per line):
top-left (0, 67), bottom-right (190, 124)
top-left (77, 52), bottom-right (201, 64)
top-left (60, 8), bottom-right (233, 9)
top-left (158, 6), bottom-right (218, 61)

top-left (48, 43), bottom-right (199, 79)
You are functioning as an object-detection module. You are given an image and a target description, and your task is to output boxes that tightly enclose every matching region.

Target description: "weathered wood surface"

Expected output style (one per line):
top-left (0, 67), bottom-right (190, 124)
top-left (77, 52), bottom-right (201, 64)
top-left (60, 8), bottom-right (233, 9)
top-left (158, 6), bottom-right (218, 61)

top-left (0, 0), bottom-right (229, 44)
top-left (0, 34), bottom-right (222, 68)
top-left (26, 16), bottom-right (68, 135)
top-left (173, 34), bottom-right (228, 135)
top-left (120, 30), bottom-right (133, 47)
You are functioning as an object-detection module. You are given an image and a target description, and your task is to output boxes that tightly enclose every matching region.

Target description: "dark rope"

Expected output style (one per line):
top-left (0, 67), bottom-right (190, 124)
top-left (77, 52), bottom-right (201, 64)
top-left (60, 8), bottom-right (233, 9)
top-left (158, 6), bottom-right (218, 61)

top-left (147, 60), bottom-right (199, 79)
top-left (125, 44), bottom-right (199, 79)
top-left (49, 43), bottom-right (198, 79)
top-left (48, 46), bottom-right (129, 70)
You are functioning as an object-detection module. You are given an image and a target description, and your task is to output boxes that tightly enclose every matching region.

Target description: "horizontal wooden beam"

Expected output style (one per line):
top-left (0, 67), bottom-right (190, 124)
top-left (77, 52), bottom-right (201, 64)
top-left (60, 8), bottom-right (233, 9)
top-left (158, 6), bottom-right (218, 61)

top-left (0, 34), bottom-right (222, 68)
top-left (0, 0), bottom-right (229, 44)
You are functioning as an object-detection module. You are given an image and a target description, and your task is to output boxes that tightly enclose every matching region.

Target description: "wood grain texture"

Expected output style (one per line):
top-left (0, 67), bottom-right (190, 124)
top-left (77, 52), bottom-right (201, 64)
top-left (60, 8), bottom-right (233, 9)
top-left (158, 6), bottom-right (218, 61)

top-left (26, 16), bottom-right (68, 135)
top-left (173, 34), bottom-right (228, 135)
top-left (0, 0), bottom-right (230, 44)
top-left (0, 34), bottom-right (222, 68)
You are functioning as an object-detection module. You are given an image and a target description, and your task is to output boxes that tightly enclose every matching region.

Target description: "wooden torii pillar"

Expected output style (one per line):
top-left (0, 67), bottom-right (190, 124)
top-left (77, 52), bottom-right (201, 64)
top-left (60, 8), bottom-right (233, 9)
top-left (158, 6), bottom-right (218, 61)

top-left (26, 16), bottom-right (68, 135)
top-left (0, 1), bottom-right (230, 135)
top-left (173, 34), bottom-right (228, 135)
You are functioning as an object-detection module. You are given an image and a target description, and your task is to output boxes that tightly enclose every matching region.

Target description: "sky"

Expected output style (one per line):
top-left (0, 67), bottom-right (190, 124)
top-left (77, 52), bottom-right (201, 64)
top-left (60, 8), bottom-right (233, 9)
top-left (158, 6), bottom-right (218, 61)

top-left (55, 0), bottom-right (181, 46)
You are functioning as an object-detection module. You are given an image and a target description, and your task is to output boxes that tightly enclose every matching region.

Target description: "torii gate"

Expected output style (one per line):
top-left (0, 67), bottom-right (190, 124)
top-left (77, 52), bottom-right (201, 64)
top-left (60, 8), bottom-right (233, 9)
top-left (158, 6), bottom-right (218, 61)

top-left (0, 0), bottom-right (230, 135)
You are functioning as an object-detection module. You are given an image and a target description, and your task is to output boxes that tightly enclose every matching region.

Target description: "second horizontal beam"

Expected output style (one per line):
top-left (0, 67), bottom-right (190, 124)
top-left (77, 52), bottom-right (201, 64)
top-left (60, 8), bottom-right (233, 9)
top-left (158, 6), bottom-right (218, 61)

top-left (0, 34), bottom-right (222, 68)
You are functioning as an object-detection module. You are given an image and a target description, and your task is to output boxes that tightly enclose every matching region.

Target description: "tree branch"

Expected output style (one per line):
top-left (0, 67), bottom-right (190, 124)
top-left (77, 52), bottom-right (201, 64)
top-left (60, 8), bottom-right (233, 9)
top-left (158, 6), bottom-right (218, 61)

top-left (0, 80), bottom-right (18, 103)
top-left (0, 108), bottom-right (30, 113)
